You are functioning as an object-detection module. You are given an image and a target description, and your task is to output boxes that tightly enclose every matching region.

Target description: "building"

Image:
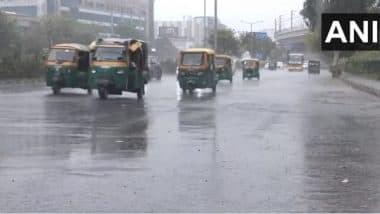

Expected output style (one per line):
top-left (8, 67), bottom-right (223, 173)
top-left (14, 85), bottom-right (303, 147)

top-left (0, 0), bottom-right (153, 39)
top-left (155, 16), bottom-right (224, 50)
top-left (193, 16), bottom-right (218, 48)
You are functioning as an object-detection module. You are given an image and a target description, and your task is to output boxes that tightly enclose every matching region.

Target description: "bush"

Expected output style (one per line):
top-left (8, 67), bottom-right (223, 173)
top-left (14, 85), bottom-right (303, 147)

top-left (345, 52), bottom-right (380, 80)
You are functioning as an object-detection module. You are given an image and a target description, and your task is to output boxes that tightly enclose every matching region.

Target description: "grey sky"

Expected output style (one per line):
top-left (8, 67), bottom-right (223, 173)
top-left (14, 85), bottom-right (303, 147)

top-left (155, 0), bottom-right (305, 31)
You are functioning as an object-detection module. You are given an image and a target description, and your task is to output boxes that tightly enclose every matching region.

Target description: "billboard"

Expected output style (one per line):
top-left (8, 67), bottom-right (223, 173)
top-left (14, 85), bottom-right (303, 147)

top-left (159, 26), bottom-right (179, 38)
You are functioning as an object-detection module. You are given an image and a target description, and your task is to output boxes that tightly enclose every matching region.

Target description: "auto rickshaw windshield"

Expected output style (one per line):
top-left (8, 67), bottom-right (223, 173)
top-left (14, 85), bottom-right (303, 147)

top-left (182, 53), bottom-right (204, 66)
top-left (289, 55), bottom-right (303, 64)
top-left (244, 60), bottom-right (256, 66)
top-left (48, 49), bottom-right (76, 62)
top-left (95, 47), bottom-right (126, 61)
top-left (216, 58), bottom-right (228, 66)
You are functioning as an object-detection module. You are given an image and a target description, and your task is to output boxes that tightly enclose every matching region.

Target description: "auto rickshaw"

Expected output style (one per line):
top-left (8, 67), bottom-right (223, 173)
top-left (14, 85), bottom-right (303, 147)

top-left (268, 61), bottom-right (277, 70)
top-left (177, 48), bottom-right (217, 94)
top-left (308, 60), bottom-right (321, 74)
top-left (89, 38), bottom-right (149, 100)
top-left (242, 58), bottom-right (260, 80)
top-left (215, 54), bottom-right (233, 83)
top-left (46, 43), bottom-right (92, 95)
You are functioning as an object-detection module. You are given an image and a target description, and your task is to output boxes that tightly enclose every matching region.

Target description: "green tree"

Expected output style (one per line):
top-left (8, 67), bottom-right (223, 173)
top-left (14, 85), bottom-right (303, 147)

top-left (115, 21), bottom-right (145, 39)
top-left (301, 0), bottom-right (377, 71)
top-left (155, 37), bottom-right (178, 61)
top-left (208, 29), bottom-right (241, 56)
top-left (0, 12), bottom-right (19, 53)
top-left (239, 32), bottom-right (276, 60)
top-left (301, 0), bottom-right (376, 32)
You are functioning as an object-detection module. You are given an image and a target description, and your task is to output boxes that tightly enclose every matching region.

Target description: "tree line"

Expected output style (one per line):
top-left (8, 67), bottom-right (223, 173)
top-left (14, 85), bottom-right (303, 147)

top-left (208, 29), bottom-right (284, 61)
top-left (0, 12), bottom-right (144, 79)
top-left (301, 0), bottom-right (380, 79)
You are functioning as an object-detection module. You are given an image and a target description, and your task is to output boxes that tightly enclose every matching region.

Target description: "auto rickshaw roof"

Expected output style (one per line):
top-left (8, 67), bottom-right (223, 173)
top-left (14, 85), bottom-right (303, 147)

top-left (52, 43), bottom-right (90, 52)
top-left (216, 54), bottom-right (233, 60)
top-left (181, 48), bottom-right (215, 55)
top-left (242, 58), bottom-right (259, 62)
top-left (96, 38), bottom-right (147, 45)
top-left (96, 44), bottom-right (126, 48)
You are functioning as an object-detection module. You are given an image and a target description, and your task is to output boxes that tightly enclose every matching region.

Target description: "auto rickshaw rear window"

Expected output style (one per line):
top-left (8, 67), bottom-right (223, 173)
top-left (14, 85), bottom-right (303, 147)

top-left (244, 61), bottom-right (256, 66)
top-left (48, 49), bottom-right (76, 62)
top-left (216, 58), bottom-right (229, 66)
top-left (182, 53), bottom-right (204, 66)
top-left (95, 47), bottom-right (126, 61)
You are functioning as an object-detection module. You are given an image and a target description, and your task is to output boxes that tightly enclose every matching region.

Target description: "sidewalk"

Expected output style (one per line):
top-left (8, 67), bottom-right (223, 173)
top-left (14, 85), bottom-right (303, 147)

top-left (0, 78), bottom-right (44, 85)
top-left (341, 73), bottom-right (380, 97)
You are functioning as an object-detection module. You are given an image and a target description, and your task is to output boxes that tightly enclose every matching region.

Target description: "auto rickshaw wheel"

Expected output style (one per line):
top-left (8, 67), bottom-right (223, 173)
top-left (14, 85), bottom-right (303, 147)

top-left (182, 88), bottom-right (187, 94)
top-left (52, 86), bottom-right (61, 95)
top-left (98, 87), bottom-right (108, 100)
top-left (137, 88), bottom-right (144, 100)
top-left (212, 85), bottom-right (216, 93)
top-left (87, 88), bottom-right (93, 95)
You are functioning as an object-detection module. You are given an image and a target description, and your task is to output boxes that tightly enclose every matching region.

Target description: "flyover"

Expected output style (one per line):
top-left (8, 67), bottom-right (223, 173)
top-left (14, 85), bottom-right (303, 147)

top-left (274, 13), bottom-right (309, 52)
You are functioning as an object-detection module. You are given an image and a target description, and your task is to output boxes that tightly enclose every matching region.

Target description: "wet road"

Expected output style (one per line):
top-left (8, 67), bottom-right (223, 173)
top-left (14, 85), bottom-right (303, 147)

top-left (1, 69), bottom-right (380, 212)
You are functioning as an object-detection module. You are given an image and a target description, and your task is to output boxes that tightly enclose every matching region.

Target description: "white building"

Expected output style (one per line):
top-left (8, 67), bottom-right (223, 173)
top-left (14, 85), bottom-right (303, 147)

top-left (156, 16), bottom-right (224, 49)
top-left (0, 0), bottom-right (149, 30)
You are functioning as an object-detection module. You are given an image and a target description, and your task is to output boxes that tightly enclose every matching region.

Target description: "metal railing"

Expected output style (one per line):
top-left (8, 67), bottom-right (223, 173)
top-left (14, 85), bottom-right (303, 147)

top-left (275, 12), bottom-right (308, 35)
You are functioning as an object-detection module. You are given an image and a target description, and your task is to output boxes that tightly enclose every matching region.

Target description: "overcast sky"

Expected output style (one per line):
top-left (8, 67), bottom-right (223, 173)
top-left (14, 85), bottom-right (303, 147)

top-left (155, 0), bottom-right (305, 31)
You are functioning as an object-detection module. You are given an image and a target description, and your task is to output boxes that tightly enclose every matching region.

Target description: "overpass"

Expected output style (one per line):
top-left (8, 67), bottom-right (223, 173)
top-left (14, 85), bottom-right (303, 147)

top-left (274, 12), bottom-right (309, 52)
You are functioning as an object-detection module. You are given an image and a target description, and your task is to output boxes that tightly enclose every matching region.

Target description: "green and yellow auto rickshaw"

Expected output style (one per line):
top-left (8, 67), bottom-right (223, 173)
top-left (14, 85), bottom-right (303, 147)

top-left (215, 54), bottom-right (233, 83)
top-left (89, 38), bottom-right (149, 100)
top-left (46, 43), bottom-right (92, 95)
top-left (177, 48), bottom-right (217, 94)
top-left (242, 58), bottom-right (260, 80)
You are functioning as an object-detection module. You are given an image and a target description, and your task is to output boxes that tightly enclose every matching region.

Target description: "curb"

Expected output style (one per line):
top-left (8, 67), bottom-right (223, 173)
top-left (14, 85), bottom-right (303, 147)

top-left (0, 78), bottom-right (44, 86)
top-left (341, 73), bottom-right (380, 97)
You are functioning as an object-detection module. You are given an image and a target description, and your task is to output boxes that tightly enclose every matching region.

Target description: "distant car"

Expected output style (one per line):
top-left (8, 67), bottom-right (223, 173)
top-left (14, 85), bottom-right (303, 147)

top-left (308, 60), bottom-right (321, 74)
top-left (303, 61), bottom-right (309, 69)
top-left (277, 61), bottom-right (284, 69)
top-left (268, 61), bottom-right (277, 70)
top-left (149, 56), bottom-right (163, 80)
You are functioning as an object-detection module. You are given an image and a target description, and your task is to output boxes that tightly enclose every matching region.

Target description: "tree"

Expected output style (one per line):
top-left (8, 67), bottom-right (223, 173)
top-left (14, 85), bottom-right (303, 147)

top-left (115, 21), bottom-right (145, 40)
top-left (208, 29), bottom-right (241, 56)
top-left (301, 0), bottom-right (376, 32)
top-left (0, 12), bottom-right (18, 52)
top-left (155, 37), bottom-right (178, 61)
top-left (301, 0), bottom-right (377, 72)
top-left (300, 0), bottom-right (320, 31)
top-left (239, 32), bottom-right (276, 60)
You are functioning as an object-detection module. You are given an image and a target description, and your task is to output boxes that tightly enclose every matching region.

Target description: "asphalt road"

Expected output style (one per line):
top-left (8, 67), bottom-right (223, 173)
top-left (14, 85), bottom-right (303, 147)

top-left (1, 69), bottom-right (380, 212)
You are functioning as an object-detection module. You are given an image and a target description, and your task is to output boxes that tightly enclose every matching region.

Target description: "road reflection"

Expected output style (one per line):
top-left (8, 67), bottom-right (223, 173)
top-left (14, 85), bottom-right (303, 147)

top-left (302, 108), bottom-right (380, 212)
top-left (42, 94), bottom-right (149, 159)
top-left (89, 98), bottom-right (149, 158)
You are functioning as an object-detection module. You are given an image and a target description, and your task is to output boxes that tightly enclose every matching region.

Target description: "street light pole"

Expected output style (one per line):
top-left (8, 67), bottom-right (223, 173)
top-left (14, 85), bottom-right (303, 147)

top-left (241, 20), bottom-right (263, 57)
top-left (214, 0), bottom-right (218, 51)
top-left (204, 0), bottom-right (207, 47)
top-left (291, 10), bottom-right (295, 31)
top-left (111, 0), bottom-right (115, 35)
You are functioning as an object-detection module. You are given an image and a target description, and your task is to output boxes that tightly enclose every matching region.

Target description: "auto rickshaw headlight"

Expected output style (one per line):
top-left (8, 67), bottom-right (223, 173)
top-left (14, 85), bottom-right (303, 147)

top-left (117, 70), bottom-right (124, 74)
top-left (91, 70), bottom-right (96, 74)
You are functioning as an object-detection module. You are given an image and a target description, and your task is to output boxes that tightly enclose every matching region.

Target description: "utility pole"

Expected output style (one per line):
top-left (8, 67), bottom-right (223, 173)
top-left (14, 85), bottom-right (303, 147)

top-left (290, 10), bottom-right (295, 31)
top-left (204, 0), bottom-right (207, 47)
top-left (111, 0), bottom-right (114, 35)
top-left (274, 18), bottom-right (277, 34)
top-left (148, 0), bottom-right (155, 46)
top-left (214, 0), bottom-right (218, 51)
top-left (241, 20), bottom-right (263, 57)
